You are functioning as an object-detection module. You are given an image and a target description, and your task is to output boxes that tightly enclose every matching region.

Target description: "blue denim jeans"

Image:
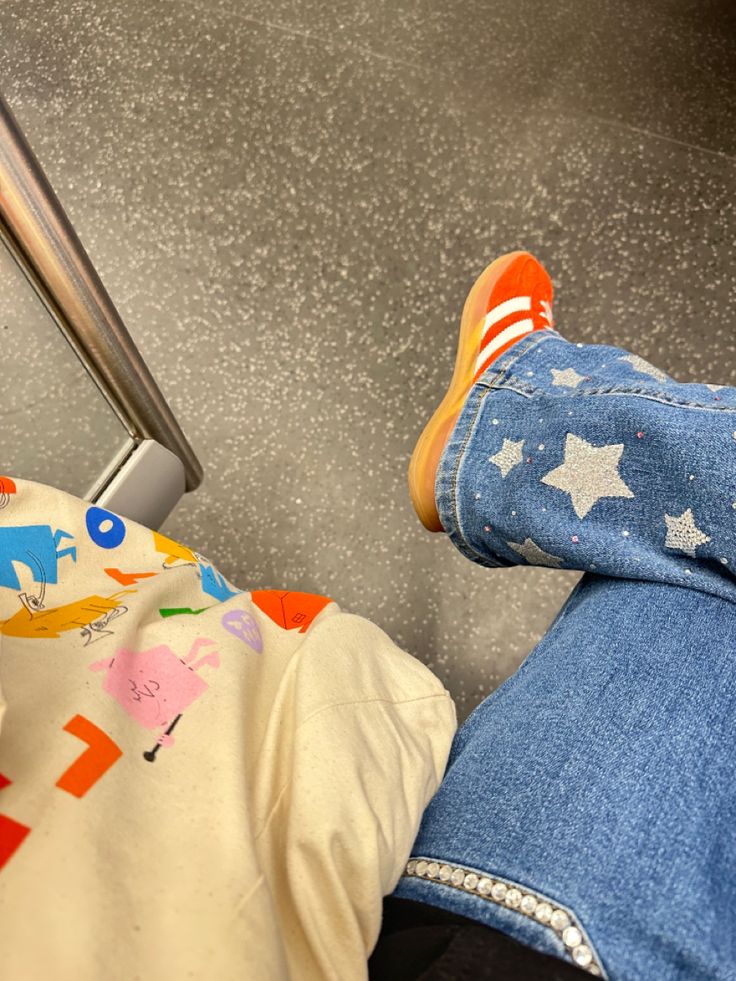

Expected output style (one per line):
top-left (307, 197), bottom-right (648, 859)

top-left (391, 332), bottom-right (736, 980)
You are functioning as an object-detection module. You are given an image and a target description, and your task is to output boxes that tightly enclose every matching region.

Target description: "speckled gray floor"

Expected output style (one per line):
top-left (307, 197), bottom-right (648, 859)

top-left (1, 0), bottom-right (735, 721)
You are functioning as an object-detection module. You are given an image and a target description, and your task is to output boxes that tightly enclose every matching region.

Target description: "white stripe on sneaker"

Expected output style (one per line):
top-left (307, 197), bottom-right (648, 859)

top-left (474, 318), bottom-right (535, 374)
top-left (482, 296), bottom-right (531, 333)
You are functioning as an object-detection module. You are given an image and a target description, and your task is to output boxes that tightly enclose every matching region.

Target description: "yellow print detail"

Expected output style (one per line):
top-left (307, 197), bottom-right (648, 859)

top-left (0, 590), bottom-right (135, 639)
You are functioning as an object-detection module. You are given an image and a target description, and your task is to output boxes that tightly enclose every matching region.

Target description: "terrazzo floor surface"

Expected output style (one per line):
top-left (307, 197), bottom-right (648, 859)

top-left (1, 0), bottom-right (735, 721)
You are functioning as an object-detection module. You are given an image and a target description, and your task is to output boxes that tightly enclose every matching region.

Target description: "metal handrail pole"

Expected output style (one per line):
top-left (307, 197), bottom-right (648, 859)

top-left (0, 90), bottom-right (203, 492)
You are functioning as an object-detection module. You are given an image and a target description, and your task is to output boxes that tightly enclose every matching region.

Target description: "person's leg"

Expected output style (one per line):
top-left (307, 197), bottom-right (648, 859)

top-left (391, 575), bottom-right (736, 980)
top-left (390, 261), bottom-right (736, 978)
top-left (433, 326), bottom-right (736, 604)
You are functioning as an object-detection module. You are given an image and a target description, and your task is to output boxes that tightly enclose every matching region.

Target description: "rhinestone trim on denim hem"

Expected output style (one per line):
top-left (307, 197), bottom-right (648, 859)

top-left (403, 857), bottom-right (606, 977)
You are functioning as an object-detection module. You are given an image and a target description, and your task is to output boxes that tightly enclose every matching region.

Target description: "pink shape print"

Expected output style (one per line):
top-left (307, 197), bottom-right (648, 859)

top-left (90, 638), bottom-right (219, 731)
top-left (221, 609), bottom-right (263, 652)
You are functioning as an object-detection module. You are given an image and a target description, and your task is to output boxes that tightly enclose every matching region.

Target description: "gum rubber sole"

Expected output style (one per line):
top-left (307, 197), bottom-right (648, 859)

top-left (407, 251), bottom-right (527, 532)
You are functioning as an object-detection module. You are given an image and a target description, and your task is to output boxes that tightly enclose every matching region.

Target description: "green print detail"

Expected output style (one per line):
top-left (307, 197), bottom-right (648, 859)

top-left (159, 607), bottom-right (209, 618)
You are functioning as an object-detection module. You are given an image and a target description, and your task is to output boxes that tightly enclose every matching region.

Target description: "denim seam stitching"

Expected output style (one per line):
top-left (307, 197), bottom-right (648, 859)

top-left (475, 329), bottom-right (557, 389)
top-left (445, 388), bottom-right (510, 569)
top-left (479, 376), bottom-right (736, 412)
top-left (440, 331), bottom-right (557, 567)
top-left (403, 856), bottom-right (607, 978)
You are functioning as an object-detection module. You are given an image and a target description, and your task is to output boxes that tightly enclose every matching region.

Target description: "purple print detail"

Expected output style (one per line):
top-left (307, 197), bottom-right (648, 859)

top-left (221, 609), bottom-right (263, 652)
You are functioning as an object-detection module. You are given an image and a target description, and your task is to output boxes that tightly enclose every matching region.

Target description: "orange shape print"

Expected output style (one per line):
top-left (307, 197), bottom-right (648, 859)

top-left (56, 715), bottom-right (122, 798)
top-left (0, 477), bottom-right (17, 495)
top-left (250, 591), bottom-right (332, 634)
top-left (0, 814), bottom-right (30, 871)
top-left (0, 773), bottom-right (31, 872)
top-left (105, 568), bottom-right (157, 586)
top-left (0, 590), bottom-right (133, 639)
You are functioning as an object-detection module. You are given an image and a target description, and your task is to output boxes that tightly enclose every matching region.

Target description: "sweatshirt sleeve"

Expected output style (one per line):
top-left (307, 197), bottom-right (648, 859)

top-left (249, 610), bottom-right (457, 981)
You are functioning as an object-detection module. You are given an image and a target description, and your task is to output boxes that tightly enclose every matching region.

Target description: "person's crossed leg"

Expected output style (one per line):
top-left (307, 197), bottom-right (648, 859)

top-left (372, 253), bottom-right (736, 980)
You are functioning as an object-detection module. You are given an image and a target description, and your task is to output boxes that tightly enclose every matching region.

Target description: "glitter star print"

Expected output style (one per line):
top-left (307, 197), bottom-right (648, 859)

top-left (508, 538), bottom-right (564, 568)
top-left (663, 508), bottom-right (711, 558)
top-left (489, 438), bottom-right (525, 478)
top-left (541, 434), bottom-right (635, 519)
top-left (551, 367), bottom-right (585, 388)
top-left (618, 354), bottom-right (667, 383)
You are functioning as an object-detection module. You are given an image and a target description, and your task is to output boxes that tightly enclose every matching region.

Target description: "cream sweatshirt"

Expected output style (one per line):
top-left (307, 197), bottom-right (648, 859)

top-left (0, 477), bottom-right (456, 980)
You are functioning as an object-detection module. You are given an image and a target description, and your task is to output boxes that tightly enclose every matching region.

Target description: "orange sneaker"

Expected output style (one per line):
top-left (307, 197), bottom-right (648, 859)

top-left (407, 251), bottom-right (554, 532)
